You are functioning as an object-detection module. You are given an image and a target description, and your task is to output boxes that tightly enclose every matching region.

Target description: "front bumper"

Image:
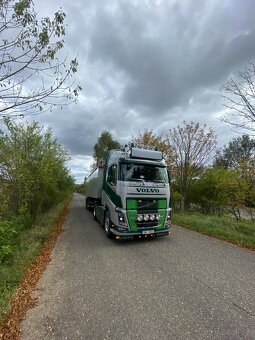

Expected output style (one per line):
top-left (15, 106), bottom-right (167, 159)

top-left (110, 227), bottom-right (171, 240)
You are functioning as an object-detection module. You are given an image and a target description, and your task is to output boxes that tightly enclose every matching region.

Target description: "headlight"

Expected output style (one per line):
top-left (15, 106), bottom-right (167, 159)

top-left (118, 212), bottom-right (127, 227)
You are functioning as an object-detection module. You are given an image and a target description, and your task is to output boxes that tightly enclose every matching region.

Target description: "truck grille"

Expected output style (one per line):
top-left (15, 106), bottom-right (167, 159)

top-left (126, 198), bottom-right (167, 232)
top-left (137, 221), bottom-right (158, 228)
top-left (127, 198), bottom-right (167, 210)
top-left (136, 199), bottom-right (158, 210)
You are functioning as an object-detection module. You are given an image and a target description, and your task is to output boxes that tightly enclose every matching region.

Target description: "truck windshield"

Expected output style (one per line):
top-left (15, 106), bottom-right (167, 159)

top-left (119, 163), bottom-right (168, 183)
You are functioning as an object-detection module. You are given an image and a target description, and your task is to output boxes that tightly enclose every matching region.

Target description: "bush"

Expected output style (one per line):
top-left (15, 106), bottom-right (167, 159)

top-left (189, 167), bottom-right (247, 219)
top-left (0, 221), bottom-right (17, 262)
top-left (0, 120), bottom-right (74, 221)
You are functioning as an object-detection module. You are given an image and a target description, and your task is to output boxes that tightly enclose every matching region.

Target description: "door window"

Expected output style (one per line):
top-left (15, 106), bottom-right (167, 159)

top-left (107, 165), bottom-right (117, 186)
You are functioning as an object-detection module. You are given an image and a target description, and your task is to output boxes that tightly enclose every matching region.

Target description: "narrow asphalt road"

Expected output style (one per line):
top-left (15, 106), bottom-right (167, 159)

top-left (21, 193), bottom-right (255, 340)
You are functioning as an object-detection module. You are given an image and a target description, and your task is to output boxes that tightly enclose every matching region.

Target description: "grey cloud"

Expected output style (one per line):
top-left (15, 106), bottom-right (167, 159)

top-left (87, 0), bottom-right (255, 112)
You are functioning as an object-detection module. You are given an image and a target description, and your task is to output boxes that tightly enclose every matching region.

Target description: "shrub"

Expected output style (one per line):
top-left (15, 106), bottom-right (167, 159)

top-left (0, 221), bottom-right (17, 262)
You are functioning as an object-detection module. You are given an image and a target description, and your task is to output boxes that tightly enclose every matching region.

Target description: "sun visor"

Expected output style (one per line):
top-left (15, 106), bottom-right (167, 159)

top-left (130, 148), bottom-right (163, 160)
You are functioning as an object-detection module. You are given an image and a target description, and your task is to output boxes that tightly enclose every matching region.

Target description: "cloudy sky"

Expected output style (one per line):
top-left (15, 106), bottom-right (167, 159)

top-left (31, 0), bottom-right (255, 183)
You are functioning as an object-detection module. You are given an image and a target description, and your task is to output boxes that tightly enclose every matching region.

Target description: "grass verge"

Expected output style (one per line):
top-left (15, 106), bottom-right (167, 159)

top-left (172, 210), bottom-right (255, 250)
top-left (0, 197), bottom-right (70, 337)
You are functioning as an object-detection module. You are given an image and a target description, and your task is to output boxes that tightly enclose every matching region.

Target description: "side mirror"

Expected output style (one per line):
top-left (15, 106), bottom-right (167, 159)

top-left (167, 170), bottom-right (171, 184)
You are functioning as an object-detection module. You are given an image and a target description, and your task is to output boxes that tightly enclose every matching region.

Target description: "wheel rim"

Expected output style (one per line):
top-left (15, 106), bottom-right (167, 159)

top-left (93, 208), bottom-right (96, 217)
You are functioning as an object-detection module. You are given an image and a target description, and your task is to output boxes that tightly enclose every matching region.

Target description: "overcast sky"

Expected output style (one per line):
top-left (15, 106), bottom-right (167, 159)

top-left (31, 0), bottom-right (255, 183)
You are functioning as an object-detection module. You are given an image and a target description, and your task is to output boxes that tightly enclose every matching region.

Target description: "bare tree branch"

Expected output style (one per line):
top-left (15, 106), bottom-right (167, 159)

top-left (220, 61), bottom-right (255, 133)
top-left (0, 0), bottom-right (81, 119)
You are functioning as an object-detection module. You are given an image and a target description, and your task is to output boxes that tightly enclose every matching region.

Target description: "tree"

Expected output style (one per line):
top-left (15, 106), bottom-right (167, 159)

top-left (214, 135), bottom-right (255, 168)
top-left (93, 131), bottom-right (120, 167)
top-left (220, 61), bottom-right (255, 133)
top-left (214, 135), bottom-right (255, 219)
top-left (0, 0), bottom-right (81, 119)
top-left (168, 121), bottom-right (216, 210)
top-left (0, 119), bottom-right (74, 219)
top-left (189, 167), bottom-right (247, 219)
top-left (132, 129), bottom-right (174, 170)
top-left (239, 157), bottom-right (255, 220)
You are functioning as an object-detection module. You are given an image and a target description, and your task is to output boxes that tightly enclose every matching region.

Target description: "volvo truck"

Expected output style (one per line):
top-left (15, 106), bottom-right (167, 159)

top-left (85, 147), bottom-right (171, 240)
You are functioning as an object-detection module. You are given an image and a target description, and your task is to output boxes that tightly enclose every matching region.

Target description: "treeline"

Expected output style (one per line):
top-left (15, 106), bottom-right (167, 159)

top-left (134, 125), bottom-right (255, 221)
top-left (188, 134), bottom-right (254, 221)
top-left (90, 123), bottom-right (255, 221)
top-left (0, 120), bottom-right (74, 262)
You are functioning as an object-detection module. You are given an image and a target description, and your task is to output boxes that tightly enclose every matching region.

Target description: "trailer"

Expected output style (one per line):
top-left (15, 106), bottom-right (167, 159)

top-left (85, 147), bottom-right (171, 240)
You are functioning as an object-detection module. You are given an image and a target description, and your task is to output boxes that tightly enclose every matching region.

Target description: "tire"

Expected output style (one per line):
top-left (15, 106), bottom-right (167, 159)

top-left (93, 205), bottom-right (97, 220)
top-left (86, 198), bottom-right (90, 210)
top-left (104, 211), bottom-right (112, 238)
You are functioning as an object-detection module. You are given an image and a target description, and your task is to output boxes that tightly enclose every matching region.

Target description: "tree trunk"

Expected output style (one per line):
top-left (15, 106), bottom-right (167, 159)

top-left (181, 196), bottom-right (185, 211)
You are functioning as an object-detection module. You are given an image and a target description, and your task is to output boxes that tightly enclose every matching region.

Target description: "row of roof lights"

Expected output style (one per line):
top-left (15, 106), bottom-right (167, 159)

top-left (137, 213), bottom-right (161, 222)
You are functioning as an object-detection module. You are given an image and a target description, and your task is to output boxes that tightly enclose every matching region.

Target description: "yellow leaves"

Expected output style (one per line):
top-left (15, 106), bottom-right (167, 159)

top-left (132, 129), bottom-right (174, 168)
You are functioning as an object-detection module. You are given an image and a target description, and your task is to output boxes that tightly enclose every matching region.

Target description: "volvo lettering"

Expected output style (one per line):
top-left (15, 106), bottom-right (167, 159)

top-left (136, 188), bottom-right (160, 193)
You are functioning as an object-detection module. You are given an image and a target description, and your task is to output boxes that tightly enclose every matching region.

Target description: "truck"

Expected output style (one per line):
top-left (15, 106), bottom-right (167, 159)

top-left (85, 146), bottom-right (171, 240)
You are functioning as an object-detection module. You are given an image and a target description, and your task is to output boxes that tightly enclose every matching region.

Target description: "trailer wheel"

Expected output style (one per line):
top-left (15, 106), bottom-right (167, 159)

top-left (104, 211), bottom-right (112, 238)
top-left (86, 198), bottom-right (90, 210)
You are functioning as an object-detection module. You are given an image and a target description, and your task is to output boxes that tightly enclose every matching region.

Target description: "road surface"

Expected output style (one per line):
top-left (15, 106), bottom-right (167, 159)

top-left (21, 194), bottom-right (255, 339)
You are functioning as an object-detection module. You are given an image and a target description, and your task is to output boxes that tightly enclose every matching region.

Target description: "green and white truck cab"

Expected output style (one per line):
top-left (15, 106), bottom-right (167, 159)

top-left (86, 147), bottom-right (171, 240)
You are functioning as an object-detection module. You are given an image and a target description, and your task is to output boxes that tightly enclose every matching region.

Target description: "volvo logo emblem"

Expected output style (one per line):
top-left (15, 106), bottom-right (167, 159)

top-left (136, 188), bottom-right (160, 193)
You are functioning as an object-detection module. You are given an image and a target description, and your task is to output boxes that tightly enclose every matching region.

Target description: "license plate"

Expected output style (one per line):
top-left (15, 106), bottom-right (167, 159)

top-left (142, 230), bottom-right (154, 234)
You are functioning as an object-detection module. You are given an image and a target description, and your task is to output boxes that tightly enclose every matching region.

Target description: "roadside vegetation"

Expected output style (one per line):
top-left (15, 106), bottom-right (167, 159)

top-left (0, 120), bottom-right (74, 322)
top-left (169, 132), bottom-right (255, 249)
top-left (172, 211), bottom-right (255, 249)
top-left (0, 199), bottom-right (70, 323)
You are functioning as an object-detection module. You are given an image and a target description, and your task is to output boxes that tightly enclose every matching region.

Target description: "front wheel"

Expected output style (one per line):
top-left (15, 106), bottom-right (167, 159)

top-left (104, 211), bottom-right (112, 238)
top-left (93, 206), bottom-right (97, 220)
top-left (86, 197), bottom-right (90, 210)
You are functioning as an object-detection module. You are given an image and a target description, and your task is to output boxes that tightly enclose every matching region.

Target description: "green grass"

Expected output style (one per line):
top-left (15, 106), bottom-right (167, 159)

top-left (0, 198), bottom-right (69, 323)
top-left (172, 211), bottom-right (255, 249)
